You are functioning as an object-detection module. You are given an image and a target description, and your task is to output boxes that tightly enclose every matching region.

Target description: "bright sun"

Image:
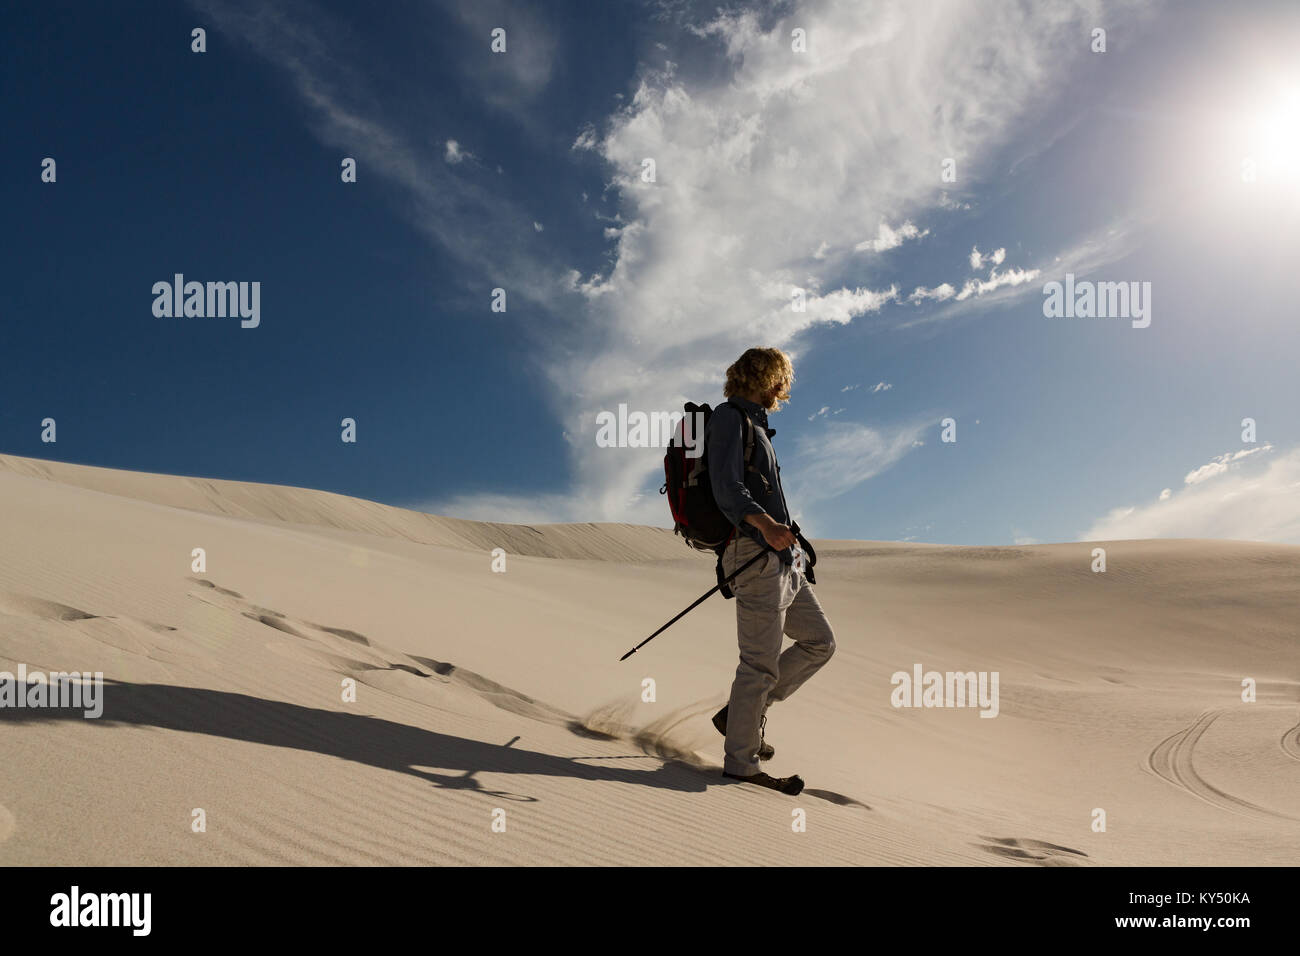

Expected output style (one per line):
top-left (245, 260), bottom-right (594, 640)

top-left (1241, 84), bottom-right (1300, 188)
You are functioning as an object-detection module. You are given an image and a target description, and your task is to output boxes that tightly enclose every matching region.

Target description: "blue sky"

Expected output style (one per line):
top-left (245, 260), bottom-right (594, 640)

top-left (4, 0), bottom-right (1299, 546)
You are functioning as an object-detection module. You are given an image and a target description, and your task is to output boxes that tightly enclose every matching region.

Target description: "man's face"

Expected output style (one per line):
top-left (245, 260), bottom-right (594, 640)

top-left (765, 374), bottom-right (792, 411)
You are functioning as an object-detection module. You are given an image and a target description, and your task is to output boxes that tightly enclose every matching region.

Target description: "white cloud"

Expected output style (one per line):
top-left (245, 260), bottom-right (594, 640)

top-left (565, 268), bottom-right (615, 298)
top-left (1183, 445), bottom-right (1271, 485)
top-left (907, 261), bottom-right (1036, 307)
top-left (1082, 445), bottom-right (1300, 544)
top-left (533, 221), bottom-right (545, 232)
top-left (778, 284), bottom-right (898, 331)
top-left (444, 139), bottom-right (472, 164)
top-left (908, 282), bottom-right (957, 304)
top-left (855, 220), bottom-right (928, 253)
top-left (841, 383), bottom-right (860, 392)
top-left (953, 266), bottom-right (1041, 301)
top-left (969, 245), bottom-right (1007, 269)
top-left (560, 0), bottom-right (1151, 471)
top-left (199, 0), bottom-right (1165, 527)
top-left (871, 382), bottom-right (892, 393)
top-left (901, 213), bottom-right (1153, 329)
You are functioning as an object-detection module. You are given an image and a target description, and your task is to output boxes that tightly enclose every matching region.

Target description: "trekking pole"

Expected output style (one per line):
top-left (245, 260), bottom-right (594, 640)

top-left (619, 549), bottom-right (769, 661)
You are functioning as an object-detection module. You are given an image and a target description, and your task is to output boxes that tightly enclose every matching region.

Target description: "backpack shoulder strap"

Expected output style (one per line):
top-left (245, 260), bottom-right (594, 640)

top-left (741, 408), bottom-right (755, 468)
top-left (722, 399), bottom-right (757, 471)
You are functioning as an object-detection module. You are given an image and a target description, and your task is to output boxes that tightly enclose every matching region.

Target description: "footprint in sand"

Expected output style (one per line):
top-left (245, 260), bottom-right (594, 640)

top-left (0, 591), bottom-right (178, 639)
top-left (0, 593), bottom-right (97, 621)
top-left (240, 610), bottom-right (314, 639)
top-left (209, 588), bottom-right (572, 727)
top-left (310, 625), bottom-right (370, 646)
top-left (803, 788), bottom-right (871, 810)
top-left (189, 579), bottom-right (244, 599)
top-left (977, 836), bottom-right (1090, 866)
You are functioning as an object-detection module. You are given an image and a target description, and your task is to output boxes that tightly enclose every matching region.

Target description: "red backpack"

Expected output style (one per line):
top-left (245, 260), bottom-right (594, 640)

top-left (660, 401), bottom-right (756, 554)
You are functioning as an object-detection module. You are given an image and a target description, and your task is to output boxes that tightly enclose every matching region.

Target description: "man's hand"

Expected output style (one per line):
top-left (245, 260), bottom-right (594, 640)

top-left (745, 513), bottom-right (796, 551)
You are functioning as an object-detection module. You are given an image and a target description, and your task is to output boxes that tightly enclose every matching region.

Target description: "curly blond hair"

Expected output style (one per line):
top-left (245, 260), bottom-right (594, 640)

top-left (723, 347), bottom-right (794, 411)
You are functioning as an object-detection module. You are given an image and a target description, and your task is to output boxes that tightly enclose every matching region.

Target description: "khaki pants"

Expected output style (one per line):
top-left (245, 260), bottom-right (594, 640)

top-left (721, 532), bottom-right (835, 775)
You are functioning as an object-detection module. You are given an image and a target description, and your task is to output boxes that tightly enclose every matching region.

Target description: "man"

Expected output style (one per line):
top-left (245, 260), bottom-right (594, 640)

top-left (706, 347), bottom-right (836, 795)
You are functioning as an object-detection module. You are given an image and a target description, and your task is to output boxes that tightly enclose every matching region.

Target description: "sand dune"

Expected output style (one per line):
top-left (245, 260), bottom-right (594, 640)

top-left (1, 452), bottom-right (1297, 865)
top-left (0, 454), bottom-right (684, 561)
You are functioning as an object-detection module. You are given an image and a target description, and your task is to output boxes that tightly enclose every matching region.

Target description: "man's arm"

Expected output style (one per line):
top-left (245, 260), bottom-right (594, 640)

top-left (744, 512), bottom-right (797, 551)
top-left (707, 405), bottom-right (797, 551)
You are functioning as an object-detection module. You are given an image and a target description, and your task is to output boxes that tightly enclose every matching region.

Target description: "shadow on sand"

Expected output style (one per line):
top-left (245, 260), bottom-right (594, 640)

top-left (0, 679), bottom-right (711, 802)
top-left (3, 679), bottom-right (872, 808)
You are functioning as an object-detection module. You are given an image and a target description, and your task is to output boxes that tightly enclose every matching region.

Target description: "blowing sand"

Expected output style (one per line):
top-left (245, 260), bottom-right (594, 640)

top-left (0, 453), bottom-right (1296, 865)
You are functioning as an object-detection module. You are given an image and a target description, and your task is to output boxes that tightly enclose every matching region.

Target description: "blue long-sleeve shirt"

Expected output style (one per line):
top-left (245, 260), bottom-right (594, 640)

top-left (705, 396), bottom-right (793, 562)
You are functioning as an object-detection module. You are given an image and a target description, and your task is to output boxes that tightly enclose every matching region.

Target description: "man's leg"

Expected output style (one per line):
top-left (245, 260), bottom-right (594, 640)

top-left (722, 536), bottom-right (792, 776)
top-left (767, 577), bottom-right (835, 707)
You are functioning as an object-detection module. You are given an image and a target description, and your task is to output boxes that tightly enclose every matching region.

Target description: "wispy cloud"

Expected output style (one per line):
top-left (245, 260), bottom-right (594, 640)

top-left (1081, 444), bottom-right (1300, 544)
top-left (1183, 445), bottom-right (1272, 485)
top-left (907, 283), bottom-right (956, 304)
top-left (900, 212), bottom-right (1152, 327)
top-left (545, 1), bottom-right (1162, 518)
top-left (198, 0), bottom-right (1166, 527)
top-left (905, 263), bottom-right (1040, 308)
top-left (954, 265), bottom-right (1041, 301)
top-left (191, 0), bottom-right (569, 313)
top-left (839, 381), bottom-right (895, 394)
top-left (792, 420), bottom-right (929, 507)
top-left (442, 0), bottom-right (559, 122)
top-left (855, 220), bottom-right (928, 254)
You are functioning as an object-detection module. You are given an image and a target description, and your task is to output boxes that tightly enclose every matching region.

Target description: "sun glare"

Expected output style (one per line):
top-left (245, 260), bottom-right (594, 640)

top-left (1241, 82), bottom-right (1300, 190)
